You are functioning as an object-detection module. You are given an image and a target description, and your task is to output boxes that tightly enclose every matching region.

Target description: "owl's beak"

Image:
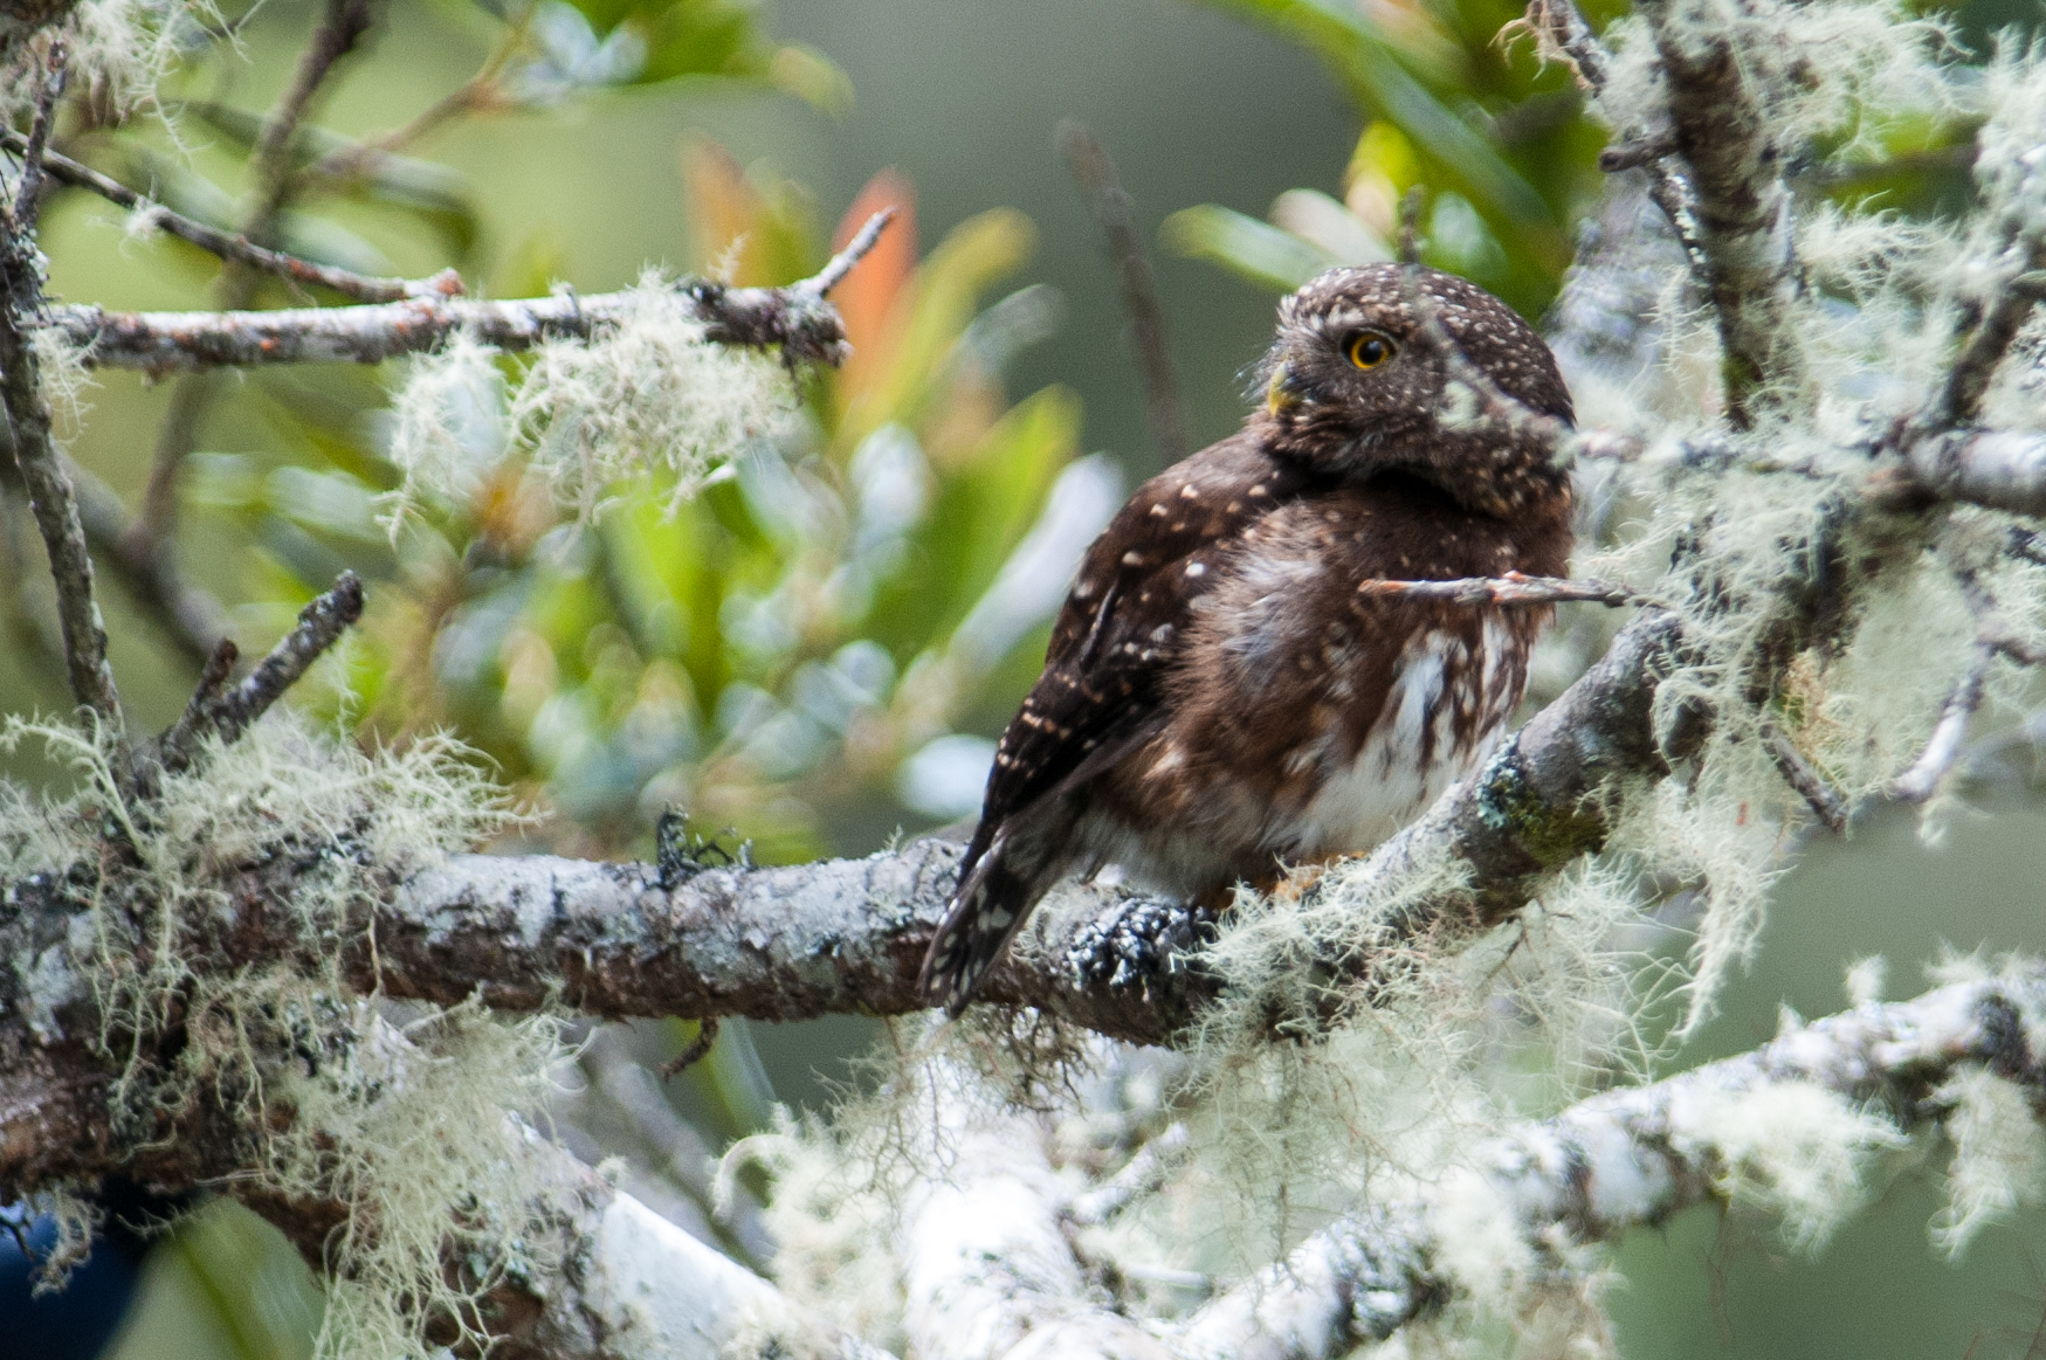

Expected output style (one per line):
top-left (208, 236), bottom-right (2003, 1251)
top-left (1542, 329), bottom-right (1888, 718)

top-left (1266, 364), bottom-right (1305, 416)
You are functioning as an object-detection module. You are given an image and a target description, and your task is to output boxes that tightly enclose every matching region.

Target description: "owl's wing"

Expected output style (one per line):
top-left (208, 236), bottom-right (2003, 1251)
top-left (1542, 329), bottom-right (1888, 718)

top-left (920, 434), bottom-right (1318, 1013)
top-left (962, 433), bottom-right (1314, 870)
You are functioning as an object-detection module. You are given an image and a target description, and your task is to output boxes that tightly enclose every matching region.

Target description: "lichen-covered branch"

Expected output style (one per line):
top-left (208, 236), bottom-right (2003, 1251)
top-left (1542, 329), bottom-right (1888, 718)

top-left (1525, 0), bottom-right (1709, 278)
top-left (0, 46), bottom-right (119, 724)
top-left (1167, 969), bottom-right (2040, 1357)
top-left (1639, 0), bottom-right (1807, 423)
top-left (45, 210), bottom-right (895, 373)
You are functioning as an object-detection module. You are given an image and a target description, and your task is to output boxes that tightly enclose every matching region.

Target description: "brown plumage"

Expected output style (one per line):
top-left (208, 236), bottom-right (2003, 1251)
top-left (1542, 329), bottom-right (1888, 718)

top-left (919, 264), bottom-right (1576, 1015)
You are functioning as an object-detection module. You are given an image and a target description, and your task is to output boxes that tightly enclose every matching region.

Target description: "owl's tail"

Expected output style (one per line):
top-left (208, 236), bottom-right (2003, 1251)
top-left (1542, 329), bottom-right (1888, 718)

top-left (919, 818), bottom-right (1067, 1017)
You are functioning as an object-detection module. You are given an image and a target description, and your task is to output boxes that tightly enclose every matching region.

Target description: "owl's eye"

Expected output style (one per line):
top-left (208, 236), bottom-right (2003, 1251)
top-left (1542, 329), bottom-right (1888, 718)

top-left (1347, 331), bottom-right (1395, 370)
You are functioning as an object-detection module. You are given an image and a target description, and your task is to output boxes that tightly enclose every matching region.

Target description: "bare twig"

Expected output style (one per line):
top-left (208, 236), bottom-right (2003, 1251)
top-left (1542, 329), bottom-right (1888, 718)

top-left (245, 0), bottom-right (376, 248)
top-left (1761, 720), bottom-right (1848, 833)
top-left (1059, 122), bottom-right (1189, 465)
top-left (158, 570), bottom-right (362, 771)
top-left (658, 1018), bottom-right (719, 1080)
top-left (0, 130), bottom-right (460, 303)
top-left (137, 0), bottom-right (376, 548)
top-left (1398, 262), bottom-right (1585, 457)
top-left (1925, 230), bottom-right (2046, 434)
top-left (0, 48), bottom-right (120, 725)
top-left (1396, 184), bottom-right (1425, 265)
top-left (306, 12), bottom-right (525, 184)
top-left (70, 461), bottom-right (229, 663)
top-left (0, 444), bottom-right (225, 665)
top-left (10, 45), bottom-right (60, 232)
top-left (1354, 573), bottom-right (1638, 608)
top-left (803, 207), bottom-right (896, 302)
top-left (1892, 569), bottom-right (2046, 805)
top-left (50, 214), bottom-right (898, 373)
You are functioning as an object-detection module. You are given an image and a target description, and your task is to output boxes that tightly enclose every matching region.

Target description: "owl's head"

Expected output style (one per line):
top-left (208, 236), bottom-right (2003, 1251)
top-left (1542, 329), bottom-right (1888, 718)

top-left (1256, 264), bottom-right (1572, 516)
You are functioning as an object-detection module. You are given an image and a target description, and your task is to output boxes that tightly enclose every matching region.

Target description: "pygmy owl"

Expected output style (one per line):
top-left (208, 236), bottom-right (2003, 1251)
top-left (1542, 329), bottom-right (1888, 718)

top-left (918, 264), bottom-right (1575, 1014)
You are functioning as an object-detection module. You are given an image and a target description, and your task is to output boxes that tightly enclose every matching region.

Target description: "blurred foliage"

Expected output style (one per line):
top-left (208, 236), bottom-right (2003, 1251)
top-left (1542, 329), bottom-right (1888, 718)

top-left (274, 152), bottom-right (1096, 863)
top-left (1167, 0), bottom-right (1984, 317)
top-left (38, 0), bottom-right (1099, 867)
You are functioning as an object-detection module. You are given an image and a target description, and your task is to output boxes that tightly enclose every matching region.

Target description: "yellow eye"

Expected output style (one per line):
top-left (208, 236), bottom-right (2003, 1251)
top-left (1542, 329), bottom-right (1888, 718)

top-left (1348, 332), bottom-right (1394, 370)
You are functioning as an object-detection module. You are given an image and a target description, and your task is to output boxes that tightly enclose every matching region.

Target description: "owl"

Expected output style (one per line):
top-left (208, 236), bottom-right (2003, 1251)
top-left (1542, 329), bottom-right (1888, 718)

top-left (918, 264), bottom-right (1576, 1015)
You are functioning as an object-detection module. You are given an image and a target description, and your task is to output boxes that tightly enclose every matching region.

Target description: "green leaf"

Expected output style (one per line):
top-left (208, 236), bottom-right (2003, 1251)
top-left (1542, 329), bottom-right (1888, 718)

top-left (1160, 204), bottom-right (1337, 292)
top-left (1192, 0), bottom-right (1552, 228)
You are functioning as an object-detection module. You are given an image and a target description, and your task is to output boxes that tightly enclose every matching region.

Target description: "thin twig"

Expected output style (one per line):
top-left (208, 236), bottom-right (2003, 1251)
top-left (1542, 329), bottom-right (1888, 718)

top-left (796, 207), bottom-right (896, 301)
top-left (306, 7), bottom-right (531, 184)
top-left (1891, 639), bottom-right (1996, 804)
top-left (159, 637), bottom-right (237, 766)
top-left (1396, 185), bottom-right (1426, 265)
top-left (0, 130), bottom-right (460, 303)
top-left (53, 216), bottom-right (899, 373)
top-left (1398, 262), bottom-right (1581, 457)
top-left (1761, 720), bottom-right (1848, 833)
top-left (138, 0), bottom-right (376, 549)
top-left (158, 571), bottom-right (362, 771)
top-left (0, 442), bottom-right (229, 664)
top-left (245, 0), bottom-right (376, 251)
top-left (1354, 573), bottom-right (1638, 607)
top-left (1891, 570), bottom-right (2044, 803)
top-left (1924, 230), bottom-right (2046, 434)
top-left (1059, 122), bottom-right (1189, 465)
top-left (10, 47), bottom-right (61, 233)
top-left (0, 48), bottom-right (119, 725)
top-left (1523, 0), bottom-right (1710, 277)
top-left (658, 1018), bottom-right (719, 1080)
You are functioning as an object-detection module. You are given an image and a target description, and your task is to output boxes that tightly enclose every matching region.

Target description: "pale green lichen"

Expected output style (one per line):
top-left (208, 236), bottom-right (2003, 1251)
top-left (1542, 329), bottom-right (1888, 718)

top-left (3, 714), bottom-right (570, 1360)
top-left (383, 275), bottom-right (800, 533)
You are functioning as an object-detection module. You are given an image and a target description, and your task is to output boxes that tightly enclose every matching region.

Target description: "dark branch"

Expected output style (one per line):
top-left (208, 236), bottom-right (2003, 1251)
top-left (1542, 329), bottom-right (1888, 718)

top-left (0, 47), bottom-right (119, 725)
top-left (1, 129), bottom-right (460, 303)
top-left (1762, 721), bottom-right (1848, 833)
top-left (157, 570), bottom-right (362, 772)
top-left (1059, 122), bottom-right (1190, 465)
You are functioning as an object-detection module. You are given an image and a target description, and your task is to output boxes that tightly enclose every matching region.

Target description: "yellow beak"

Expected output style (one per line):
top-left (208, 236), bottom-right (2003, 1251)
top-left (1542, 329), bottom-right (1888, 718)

top-left (1266, 364), bottom-right (1300, 417)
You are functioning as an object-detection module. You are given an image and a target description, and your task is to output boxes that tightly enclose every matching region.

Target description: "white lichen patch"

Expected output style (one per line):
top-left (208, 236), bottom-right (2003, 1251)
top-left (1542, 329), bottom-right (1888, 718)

top-left (1, 714), bottom-right (570, 1360)
top-left (512, 275), bottom-right (798, 519)
top-left (0, 0), bottom-right (218, 126)
top-left (381, 277), bottom-right (798, 532)
top-left (1929, 1066), bottom-right (2046, 1256)
top-left (1672, 1079), bottom-right (1907, 1250)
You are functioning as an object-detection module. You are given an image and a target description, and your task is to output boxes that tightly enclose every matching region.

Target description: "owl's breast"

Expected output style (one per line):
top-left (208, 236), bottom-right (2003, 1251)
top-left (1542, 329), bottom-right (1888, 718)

top-left (1089, 478), bottom-right (1556, 885)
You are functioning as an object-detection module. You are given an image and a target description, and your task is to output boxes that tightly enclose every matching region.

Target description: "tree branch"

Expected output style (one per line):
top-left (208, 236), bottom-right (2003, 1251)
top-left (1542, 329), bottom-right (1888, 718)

top-left (155, 569), bottom-right (361, 772)
top-left (45, 209), bottom-right (896, 374)
top-left (1355, 574), bottom-right (1638, 607)
top-left (0, 45), bottom-right (119, 724)
top-left (1, 129), bottom-right (460, 303)
top-left (1060, 121), bottom-right (1190, 466)
top-left (1639, 0), bottom-right (1807, 424)
top-left (1524, 0), bottom-right (1710, 280)
top-left (1166, 969), bottom-right (2042, 1357)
